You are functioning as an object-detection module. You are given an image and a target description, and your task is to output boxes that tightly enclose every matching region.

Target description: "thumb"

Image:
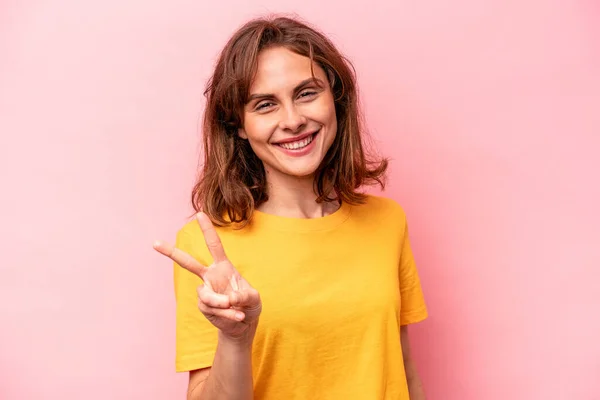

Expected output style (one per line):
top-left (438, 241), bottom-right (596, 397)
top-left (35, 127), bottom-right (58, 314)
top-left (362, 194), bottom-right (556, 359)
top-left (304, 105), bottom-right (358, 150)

top-left (230, 288), bottom-right (261, 309)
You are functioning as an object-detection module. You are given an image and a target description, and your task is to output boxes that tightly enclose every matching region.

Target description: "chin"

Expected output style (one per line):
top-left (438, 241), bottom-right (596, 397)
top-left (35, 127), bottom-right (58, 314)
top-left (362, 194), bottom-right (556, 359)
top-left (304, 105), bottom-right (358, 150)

top-left (263, 143), bottom-right (332, 180)
top-left (281, 158), bottom-right (324, 178)
top-left (281, 167), bottom-right (319, 179)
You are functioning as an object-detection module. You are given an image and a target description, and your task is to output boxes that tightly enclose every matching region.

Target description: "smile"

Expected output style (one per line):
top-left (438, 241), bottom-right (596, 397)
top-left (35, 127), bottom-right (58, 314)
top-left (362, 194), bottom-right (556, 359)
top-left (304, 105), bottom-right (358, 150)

top-left (275, 131), bottom-right (319, 151)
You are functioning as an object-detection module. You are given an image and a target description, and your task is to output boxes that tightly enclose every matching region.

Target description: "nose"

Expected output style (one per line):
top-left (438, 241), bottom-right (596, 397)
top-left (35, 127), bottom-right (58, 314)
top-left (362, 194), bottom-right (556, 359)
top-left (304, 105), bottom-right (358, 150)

top-left (278, 103), bottom-right (307, 133)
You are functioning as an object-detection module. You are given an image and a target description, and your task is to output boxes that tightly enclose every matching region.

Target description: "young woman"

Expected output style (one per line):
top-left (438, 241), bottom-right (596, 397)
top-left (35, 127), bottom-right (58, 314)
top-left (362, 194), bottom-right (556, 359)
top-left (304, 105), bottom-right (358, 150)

top-left (154, 15), bottom-right (428, 400)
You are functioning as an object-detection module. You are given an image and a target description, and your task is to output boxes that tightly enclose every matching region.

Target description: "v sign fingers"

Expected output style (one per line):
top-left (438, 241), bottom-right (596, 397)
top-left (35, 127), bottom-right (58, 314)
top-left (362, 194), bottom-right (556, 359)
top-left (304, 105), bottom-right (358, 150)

top-left (196, 212), bottom-right (228, 264)
top-left (153, 240), bottom-right (208, 279)
top-left (154, 221), bottom-right (263, 340)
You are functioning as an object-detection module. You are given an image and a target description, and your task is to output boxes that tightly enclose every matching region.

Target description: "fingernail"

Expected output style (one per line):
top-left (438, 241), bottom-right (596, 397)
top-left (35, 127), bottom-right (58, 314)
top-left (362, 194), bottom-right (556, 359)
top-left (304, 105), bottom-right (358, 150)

top-left (235, 312), bottom-right (245, 321)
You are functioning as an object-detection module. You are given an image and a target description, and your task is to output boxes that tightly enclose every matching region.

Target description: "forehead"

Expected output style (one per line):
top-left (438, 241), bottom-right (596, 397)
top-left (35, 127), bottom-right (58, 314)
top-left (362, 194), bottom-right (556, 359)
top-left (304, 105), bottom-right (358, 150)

top-left (250, 46), bottom-right (327, 93)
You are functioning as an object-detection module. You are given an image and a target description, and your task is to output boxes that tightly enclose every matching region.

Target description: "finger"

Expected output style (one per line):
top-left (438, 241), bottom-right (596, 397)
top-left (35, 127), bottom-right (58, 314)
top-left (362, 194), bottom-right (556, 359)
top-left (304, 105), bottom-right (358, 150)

top-left (198, 285), bottom-right (231, 309)
top-left (199, 304), bottom-right (245, 322)
top-left (230, 275), bottom-right (240, 291)
top-left (230, 288), bottom-right (260, 308)
top-left (196, 212), bottom-right (228, 263)
top-left (153, 240), bottom-right (207, 279)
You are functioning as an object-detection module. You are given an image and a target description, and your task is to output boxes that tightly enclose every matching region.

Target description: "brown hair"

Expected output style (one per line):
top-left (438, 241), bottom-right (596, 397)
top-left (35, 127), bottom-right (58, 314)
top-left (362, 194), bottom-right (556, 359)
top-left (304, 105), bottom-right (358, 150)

top-left (191, 15), bottom-right (388, 226)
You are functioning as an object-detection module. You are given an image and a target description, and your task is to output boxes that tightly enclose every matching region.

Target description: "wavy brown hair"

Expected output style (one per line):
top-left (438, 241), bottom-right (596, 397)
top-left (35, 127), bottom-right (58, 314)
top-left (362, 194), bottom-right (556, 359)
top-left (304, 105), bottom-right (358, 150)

top-left (191, 15), bottom-right (388, 226)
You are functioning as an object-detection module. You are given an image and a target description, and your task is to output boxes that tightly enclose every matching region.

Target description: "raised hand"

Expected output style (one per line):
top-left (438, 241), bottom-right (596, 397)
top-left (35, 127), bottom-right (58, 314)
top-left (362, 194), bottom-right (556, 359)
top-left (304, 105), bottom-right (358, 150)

top-left (153, 212), bottom-right (262, 341)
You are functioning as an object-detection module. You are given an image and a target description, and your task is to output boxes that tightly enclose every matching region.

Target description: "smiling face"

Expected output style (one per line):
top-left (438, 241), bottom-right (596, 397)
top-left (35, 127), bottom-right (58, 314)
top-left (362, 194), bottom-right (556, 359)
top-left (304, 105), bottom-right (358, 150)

top-left (238, 46), bottom-right (338, 186)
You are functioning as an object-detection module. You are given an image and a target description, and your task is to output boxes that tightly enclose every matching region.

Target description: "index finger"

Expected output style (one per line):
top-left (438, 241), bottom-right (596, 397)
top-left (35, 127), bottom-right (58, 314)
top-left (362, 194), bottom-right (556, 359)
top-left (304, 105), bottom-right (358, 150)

top-left (196, 212), bottom-right (228, 263)
top-left (153, 240), bottom-right (207, 279)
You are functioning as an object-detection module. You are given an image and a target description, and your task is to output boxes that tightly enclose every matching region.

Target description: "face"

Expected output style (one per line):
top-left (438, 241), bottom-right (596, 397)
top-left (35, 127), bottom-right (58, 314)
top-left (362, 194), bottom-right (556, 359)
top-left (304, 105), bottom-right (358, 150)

top-left (239, 46), bottom-right (338, 184)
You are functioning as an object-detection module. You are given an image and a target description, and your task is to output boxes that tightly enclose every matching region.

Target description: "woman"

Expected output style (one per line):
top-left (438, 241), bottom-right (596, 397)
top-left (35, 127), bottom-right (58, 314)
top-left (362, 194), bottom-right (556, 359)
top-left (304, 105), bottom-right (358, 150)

top-left (154, 15), bottom-right (428, 400)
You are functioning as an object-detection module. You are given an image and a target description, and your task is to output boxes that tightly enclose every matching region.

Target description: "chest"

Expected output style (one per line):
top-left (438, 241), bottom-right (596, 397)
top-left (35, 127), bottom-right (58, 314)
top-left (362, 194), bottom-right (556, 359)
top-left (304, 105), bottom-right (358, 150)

top-left (227, 232), bottom-right (402, 334)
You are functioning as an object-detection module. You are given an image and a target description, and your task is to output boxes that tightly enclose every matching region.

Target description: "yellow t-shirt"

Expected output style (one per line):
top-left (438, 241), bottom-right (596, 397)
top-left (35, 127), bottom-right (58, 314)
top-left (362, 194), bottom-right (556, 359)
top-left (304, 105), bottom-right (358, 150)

top-left (173, 195), bottom-right (428, 399)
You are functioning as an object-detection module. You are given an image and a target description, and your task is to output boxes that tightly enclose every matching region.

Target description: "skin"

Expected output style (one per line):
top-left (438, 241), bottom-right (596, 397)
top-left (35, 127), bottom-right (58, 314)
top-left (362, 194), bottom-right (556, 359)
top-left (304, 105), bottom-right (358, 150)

top-left (239, 46), bottom-right (339, 219)
top-left (402, 325), bottom-right (427, 399)
top-left (153, 46), bottom-right (425, 399)
top-left (154, 213), bottom-right (260, 400)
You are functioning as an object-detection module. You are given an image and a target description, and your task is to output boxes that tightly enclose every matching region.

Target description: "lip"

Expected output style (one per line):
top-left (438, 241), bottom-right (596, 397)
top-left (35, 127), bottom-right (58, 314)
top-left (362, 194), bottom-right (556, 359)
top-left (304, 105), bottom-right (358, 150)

top-left (273, 129), bottom-right (320, 157)
top-left (272, 130), bottom-right (319, 145)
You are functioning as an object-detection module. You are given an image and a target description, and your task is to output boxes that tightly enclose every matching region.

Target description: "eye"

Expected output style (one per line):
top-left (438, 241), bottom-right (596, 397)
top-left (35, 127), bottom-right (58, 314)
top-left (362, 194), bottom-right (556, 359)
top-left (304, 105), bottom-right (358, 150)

top-left (299, 90), bottom-right (317, 99)
top-left (255, 101), bottom-right (274, 111)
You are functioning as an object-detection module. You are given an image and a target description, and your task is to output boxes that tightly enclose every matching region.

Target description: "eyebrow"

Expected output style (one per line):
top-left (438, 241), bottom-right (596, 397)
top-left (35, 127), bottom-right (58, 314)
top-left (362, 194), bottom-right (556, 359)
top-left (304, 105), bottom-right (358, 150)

top-left (246, 77), bottom-right (325, 104)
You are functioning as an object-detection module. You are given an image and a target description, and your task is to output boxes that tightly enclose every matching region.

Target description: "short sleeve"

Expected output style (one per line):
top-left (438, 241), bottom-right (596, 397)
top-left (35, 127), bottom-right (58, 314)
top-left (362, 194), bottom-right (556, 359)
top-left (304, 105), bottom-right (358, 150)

top-left (174, 228), bottom-right (218, 372)
top-left (398, 219), bottom-right (428, 326)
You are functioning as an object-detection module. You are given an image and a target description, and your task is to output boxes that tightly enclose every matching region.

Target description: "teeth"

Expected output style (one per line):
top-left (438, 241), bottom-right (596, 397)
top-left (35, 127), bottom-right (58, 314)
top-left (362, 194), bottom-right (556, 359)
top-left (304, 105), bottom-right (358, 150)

top-left (279, 134), bottom-right (313, 150)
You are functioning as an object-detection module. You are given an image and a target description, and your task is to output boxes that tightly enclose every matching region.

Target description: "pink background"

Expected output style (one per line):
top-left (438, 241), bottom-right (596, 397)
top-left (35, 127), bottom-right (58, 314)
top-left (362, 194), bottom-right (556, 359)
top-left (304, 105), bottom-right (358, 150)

top-left (1, 1), bottom-right (599, 399)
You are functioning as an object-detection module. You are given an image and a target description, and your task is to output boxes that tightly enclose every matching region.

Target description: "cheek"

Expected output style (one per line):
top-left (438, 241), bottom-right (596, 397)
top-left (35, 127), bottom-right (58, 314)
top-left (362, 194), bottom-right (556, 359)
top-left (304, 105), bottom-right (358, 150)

top-left (243, 118), bottom-right (274, 143)
top-left (324, 107), bottom-right (338, 148)
top-left (322, 104), bottom-right (338, 137)
top-left (315, 96), bottom-right (337, 127)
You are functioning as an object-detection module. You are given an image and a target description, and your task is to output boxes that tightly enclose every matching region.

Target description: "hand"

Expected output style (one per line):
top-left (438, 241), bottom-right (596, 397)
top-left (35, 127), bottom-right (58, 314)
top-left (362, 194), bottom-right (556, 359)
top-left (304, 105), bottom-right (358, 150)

top-left (154, 212), bottom-right (262, 341)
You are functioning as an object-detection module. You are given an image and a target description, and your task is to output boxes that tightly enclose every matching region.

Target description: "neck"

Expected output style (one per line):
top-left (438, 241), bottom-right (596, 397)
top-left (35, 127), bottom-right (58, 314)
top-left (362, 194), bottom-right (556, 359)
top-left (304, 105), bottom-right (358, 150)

top-left (257, 173), bottom-right (339, 219)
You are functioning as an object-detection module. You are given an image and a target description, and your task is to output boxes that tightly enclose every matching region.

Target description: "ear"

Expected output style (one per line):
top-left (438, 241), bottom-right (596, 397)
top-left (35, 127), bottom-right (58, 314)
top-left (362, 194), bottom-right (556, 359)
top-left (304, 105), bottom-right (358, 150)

top-left (238, 128), bottom-right (248, 139)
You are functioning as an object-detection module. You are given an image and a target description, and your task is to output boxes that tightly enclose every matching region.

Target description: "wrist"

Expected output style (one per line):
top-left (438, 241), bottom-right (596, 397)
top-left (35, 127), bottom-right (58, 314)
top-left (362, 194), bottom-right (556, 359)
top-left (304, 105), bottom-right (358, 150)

top-left (218, 324), bottom-right (258, 348)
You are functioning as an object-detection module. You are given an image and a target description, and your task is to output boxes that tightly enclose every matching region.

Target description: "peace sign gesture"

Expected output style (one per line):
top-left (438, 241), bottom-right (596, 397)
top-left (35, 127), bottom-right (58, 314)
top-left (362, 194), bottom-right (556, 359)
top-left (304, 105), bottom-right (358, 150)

top-left (154, 212), bottom-right (262, 341)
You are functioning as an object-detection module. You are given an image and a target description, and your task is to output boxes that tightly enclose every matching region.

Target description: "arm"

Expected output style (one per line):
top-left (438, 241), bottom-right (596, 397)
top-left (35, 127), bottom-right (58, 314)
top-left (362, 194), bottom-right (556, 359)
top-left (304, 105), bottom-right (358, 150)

top-left (154, 213), bottom-right (261, 400)
top-left (188, 368), bottom-right (210, 399)
top-left (401, 325), bottom-right (426, 400)
top-left (187, 332), bottom-right (255, 400)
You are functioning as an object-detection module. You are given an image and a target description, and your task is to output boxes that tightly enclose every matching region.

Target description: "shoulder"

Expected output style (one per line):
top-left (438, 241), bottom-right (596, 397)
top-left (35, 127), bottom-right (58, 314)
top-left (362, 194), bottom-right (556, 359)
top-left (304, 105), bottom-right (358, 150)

top-left (351, 194), bottom-right (408, 222)
top-left (344, 194), bottom-right (410, 239)
top-left (175, 217), bottom-right (248, 265)
top-left (177, 218), bottom-right (202, 240)
top-left (173, 219), bottom-right (205, 262)
top-left (177, 217), bottom-right (238, 241)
